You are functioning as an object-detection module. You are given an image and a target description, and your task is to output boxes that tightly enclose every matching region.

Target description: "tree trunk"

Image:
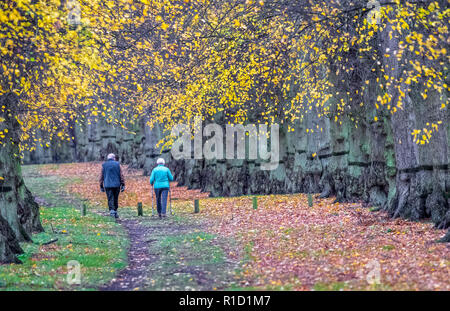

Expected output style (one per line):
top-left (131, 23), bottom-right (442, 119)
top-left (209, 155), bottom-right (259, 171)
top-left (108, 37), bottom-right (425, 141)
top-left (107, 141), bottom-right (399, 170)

top-left (381, 19), bottom-right (449, 227)
top-left (438, 229), bottom-right (450, 243)
top-left (0, 214), bottom-right (22, 263)
top-left (0, 92), bottom-right (43, 264)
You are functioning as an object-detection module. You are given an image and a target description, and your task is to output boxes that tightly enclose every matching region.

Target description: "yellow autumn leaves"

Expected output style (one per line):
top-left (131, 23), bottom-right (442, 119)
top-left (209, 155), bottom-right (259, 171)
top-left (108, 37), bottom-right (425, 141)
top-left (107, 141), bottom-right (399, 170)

top-left (411, 121), bottom-right (443, 145)
top-left (1, 0), bottom-right (448, 152)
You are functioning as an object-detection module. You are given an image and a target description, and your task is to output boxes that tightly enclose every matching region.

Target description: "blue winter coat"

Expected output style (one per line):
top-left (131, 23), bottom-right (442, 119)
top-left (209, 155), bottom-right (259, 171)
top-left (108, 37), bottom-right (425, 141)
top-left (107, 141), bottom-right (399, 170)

top-left (150, 164), bottom-right (174, 189)
top-left (100, 159), bottom-right (125, 188)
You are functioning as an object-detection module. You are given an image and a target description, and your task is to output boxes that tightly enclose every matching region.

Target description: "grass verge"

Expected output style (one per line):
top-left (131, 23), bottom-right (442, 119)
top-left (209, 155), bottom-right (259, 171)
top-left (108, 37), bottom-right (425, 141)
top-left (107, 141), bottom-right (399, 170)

top-left (0, 168), bottom-right (128, 291)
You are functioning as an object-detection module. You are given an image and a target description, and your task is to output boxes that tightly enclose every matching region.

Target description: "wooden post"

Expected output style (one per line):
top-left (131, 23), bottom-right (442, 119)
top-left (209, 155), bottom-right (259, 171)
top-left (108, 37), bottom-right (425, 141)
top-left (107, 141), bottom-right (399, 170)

top-left (307, 194), bottom-right (313, 207)
top-left (252, 196), bottom-right (258, 210)
top-left (81, 203), bottom-right (87, 216)
top-left (194, 199), bottom-right (200, 213)
top-left (137, 202), bottom-right (143, 216)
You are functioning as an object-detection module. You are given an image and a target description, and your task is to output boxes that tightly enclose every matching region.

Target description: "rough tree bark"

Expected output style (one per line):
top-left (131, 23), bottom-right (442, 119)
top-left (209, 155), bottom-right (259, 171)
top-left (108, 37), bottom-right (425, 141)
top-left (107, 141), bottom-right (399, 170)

top-left (381, 19), bottom-right (449, 228)
top-left (0, 93), bottom-right (44, 263)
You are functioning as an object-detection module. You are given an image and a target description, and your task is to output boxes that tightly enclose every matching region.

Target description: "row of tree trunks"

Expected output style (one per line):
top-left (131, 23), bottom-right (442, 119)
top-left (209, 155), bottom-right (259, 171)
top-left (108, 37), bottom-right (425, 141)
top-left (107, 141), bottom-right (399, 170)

top-left (0, 93), bottom-right (43, 263)
top-left (381, 19), bottom-right (449, 229)
top-left (21, 89), bottom-right (449, 235)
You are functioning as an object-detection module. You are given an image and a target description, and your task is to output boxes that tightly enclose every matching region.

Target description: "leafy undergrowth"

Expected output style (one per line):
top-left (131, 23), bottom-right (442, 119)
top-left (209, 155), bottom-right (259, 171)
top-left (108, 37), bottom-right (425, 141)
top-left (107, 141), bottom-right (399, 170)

top-left (194, 195), bottom-right (449, 290)
top-left (0, 168), bottom-right (128, 291)
top-left (38, 162), bottom-right (449, 291)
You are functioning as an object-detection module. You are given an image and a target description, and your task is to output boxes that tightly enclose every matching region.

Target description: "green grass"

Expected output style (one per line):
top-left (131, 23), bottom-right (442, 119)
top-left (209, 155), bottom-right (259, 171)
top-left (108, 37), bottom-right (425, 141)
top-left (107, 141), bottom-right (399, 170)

top-left (13, 165), bottom-right (243, 291)
top-left (382, 244), bottom-right (395, 251)
top-left (23, 173), bottom-right (83, 208)
top-left (158, 232), bottom-right (225, 268)
top-left (313, 281), bottom-right (347, 291)
top-left (0, 169), bottom-right (128, 291)
top-left (140, 216), bottom-right (240, 291)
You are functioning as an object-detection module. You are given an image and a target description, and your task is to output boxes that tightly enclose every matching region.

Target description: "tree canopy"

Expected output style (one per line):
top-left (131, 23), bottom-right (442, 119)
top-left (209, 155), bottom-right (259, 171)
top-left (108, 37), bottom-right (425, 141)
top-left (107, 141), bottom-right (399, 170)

top-left (0, 0), bottom-right (448, 152)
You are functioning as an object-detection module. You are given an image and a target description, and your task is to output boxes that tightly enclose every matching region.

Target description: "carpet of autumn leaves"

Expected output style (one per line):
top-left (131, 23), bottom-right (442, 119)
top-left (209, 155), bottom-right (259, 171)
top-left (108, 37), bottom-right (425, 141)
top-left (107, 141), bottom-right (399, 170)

top-left (38, 162), bottom-right (449, 291)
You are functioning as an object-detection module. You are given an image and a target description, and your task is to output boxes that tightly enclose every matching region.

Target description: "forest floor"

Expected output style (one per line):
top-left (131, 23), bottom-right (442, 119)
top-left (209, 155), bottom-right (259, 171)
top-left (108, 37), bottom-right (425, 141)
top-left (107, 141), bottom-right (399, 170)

top-left (0, 162), bottom-right (448, 291)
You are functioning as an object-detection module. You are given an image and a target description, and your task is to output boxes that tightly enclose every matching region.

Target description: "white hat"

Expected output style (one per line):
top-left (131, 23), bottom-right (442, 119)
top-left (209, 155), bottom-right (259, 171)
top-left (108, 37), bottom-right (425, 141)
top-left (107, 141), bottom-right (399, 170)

top-left (157, 158), bottom-right (165, 165)
top-left (107, 153), bottom-right (116, 160)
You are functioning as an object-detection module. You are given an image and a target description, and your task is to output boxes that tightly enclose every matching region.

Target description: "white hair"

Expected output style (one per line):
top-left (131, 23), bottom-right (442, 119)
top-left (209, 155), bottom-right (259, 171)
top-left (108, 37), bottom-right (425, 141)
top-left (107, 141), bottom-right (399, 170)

top-left (107, 153), bottom-right (116, 160)
top-left (157, 158), bottom-right (165, 165)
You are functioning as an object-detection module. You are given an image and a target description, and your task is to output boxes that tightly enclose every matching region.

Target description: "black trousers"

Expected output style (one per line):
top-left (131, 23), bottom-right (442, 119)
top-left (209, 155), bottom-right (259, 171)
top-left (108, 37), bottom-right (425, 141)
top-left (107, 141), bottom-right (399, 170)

top-left (105, 187), bottom-right (120, 211)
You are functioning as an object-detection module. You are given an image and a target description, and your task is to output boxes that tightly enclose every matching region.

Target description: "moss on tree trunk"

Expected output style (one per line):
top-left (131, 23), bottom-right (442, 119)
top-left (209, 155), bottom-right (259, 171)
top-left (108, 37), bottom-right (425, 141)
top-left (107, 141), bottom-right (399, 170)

top-left (0, 93), bottom-right (43, 263)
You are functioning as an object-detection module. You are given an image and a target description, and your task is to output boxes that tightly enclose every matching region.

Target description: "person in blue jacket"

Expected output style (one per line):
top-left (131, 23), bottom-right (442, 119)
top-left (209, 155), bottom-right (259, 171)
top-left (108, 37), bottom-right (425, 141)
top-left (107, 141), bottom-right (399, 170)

top-left (100, 153), bottom-right (125, 219)
top-left (150, 158), bottom-right (174, 218)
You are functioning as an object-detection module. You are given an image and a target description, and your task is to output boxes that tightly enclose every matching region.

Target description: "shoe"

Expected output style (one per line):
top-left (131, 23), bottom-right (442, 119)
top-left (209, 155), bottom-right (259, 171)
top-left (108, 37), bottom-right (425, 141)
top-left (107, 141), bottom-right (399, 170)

top-left (109, 210), bottom-right (115, 217)
top-left (114, 211), bottom-right (119, 219)
top-left (162, 214), bottom-right (167, 218)
top-left (158, 213), bottom-right (162, 219)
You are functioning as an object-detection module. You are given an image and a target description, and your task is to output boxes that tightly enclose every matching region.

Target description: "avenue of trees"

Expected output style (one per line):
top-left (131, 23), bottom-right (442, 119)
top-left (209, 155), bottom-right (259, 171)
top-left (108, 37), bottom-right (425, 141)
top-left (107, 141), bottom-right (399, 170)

top-left (1, 0), bottom-right (449, 262)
